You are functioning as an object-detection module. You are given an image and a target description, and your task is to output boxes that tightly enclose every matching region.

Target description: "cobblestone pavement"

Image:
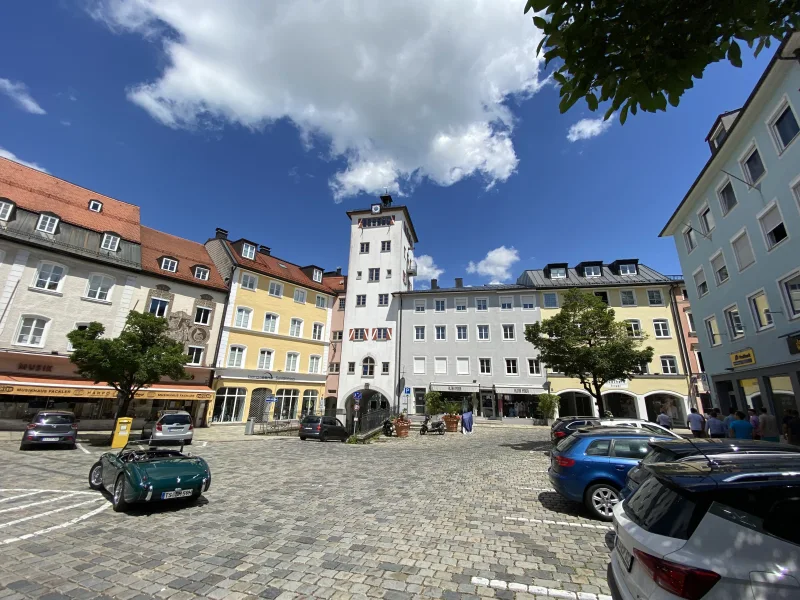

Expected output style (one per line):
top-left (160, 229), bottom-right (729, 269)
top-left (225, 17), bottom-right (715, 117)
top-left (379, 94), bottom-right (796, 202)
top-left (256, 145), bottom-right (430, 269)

top-left (0, 428), bottom-right (614, 599)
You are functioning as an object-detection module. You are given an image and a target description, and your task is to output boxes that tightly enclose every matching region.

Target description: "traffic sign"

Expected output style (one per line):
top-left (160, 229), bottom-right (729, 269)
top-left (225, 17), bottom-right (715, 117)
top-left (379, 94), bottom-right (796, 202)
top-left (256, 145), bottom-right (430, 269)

top-left (264, 396), bottom-right (276, 403)
top-left (353, 392), bottom-right (362, 400)
top-left (354, 403), bottom-right (360, 411)
top-left (404, 387), bottom-right (411, 395)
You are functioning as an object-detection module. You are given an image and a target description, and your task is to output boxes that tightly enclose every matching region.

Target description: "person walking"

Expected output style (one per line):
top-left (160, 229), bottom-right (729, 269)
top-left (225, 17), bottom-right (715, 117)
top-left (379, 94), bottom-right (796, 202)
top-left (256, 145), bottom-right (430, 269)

top-left (656, 408), bottom-right (673, 430)
top-left (758, 407), bottom-right (780, 442)
top-left (748, 408), bottom-right (761, 440)
top-left (706, 410), bottom-right (727, 438)
top-left (687, 407), bottom-right (706, 438)
top-left (729, 411), bottom-right (755, 439)
top-left (723, 409), bottom-right (736, 431)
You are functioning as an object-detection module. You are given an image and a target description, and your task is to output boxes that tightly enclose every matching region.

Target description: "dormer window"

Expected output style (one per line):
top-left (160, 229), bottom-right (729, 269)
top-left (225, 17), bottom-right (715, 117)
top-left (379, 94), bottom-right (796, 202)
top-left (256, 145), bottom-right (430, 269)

top-left (88, 200), bottom-right (103, 213)
top-left (710, 124), bottom-right (727, 149)
top-left (0, 200), bottom-right (14, 221)
top-left (584, 265), bottom-right (601, 277)
top-left (241, 243), bottom-right (256, 260)
top-left (550, 267), bottom-right (566, 279)
top-left (619, 263), bottom-right (637, 276)
top-left (194, 266), bottom-right (210, 281)
top-left (313, 269), bottom-right (322, 283)
top-left (100, 233), bottom-right (120, 252)
top-left (36, 214), bottom-right (59, 234)
top-left (160, 257), bottom-right (178, 272)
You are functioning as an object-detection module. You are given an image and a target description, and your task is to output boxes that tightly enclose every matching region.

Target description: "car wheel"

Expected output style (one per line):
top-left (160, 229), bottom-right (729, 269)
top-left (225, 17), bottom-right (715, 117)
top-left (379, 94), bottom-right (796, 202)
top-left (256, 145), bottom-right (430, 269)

top-left (585, 483), bottom-right (620, 521)
top-left (112, 475), bottom-right (129, 513)
top-left (299, 436), bottom-right (306, 441)
top-left (19, 442), bottom-right (29, 451)
top-left (88, 461), bottom-right (104, 491)
top-left (319, 433), bottom-right (327, 443)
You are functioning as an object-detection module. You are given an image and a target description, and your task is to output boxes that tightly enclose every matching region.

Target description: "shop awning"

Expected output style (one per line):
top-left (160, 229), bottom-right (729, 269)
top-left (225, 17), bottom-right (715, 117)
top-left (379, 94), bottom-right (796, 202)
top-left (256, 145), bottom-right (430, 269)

top-left (494, 385), bottom-right (545, 395)
top-left (430, 383), bottom-right (480, 393)
top-left (0, 376), bottom-right (215, 401)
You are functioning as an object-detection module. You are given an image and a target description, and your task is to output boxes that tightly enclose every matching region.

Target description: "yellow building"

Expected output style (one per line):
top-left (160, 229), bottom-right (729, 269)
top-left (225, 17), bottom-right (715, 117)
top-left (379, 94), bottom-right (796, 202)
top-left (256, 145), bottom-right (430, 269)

top-left (205, 231), bottom-right (335, 423)
top-left (517, 260), bottom-right (692, 423)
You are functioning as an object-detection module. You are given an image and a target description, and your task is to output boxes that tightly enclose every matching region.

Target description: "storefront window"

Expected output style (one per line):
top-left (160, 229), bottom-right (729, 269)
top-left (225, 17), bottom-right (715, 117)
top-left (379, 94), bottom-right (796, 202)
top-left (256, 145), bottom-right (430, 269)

top-left (767, 375), bottom-right (796, 429)
top-left (301, 390), bottom-right (318, 416)
top-left (501, 395), bottom-right (538, 418)
top-left (738, 378), bottom-right (761, 411)
top-left (274, 389), bottom-right (299, 420)
top-left (213, 387), bottom-right (246, 423)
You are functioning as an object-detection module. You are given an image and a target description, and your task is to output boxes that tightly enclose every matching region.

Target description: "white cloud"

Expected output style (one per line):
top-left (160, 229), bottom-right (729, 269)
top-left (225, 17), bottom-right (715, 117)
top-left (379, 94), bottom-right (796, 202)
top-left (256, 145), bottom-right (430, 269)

top-left (566, 116), bottom-right (612, 142)
top-left (90, 0), bottom-right (546, 200)
top-left (0, 79), bottom-right (46, 114)
top-left (413, 254), bottom-right (444, 283)
top-left (467, 246), bottom-right (519, 282)
top-left (0, 147), bottom-right (48, 172)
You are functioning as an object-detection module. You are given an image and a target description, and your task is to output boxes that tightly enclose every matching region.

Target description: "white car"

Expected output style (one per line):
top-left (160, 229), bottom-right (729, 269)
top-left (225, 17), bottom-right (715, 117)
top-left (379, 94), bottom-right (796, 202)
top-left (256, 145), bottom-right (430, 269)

top-left (608, 456), bottom-right (800, 600)
top-left (598, 419), bottom-right (683, 440)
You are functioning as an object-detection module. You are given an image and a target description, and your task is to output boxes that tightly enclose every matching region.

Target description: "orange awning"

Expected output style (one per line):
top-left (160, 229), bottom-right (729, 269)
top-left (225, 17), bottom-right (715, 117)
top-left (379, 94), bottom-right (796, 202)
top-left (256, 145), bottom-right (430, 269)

top-left (0, 376), bottom-right (214, 401)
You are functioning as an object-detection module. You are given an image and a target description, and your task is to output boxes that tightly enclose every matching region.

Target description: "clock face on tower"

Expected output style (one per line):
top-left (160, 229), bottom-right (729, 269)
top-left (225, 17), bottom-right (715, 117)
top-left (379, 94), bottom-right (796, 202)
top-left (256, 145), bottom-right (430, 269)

top-left (371, 204), bottom-right (381, 214)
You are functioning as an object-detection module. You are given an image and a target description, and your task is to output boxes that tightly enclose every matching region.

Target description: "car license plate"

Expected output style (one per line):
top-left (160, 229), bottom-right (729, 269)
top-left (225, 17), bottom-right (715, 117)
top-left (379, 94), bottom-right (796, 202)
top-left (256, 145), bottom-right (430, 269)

top-left (615, 536), bottom-right (633, 572)
top-left (42, 437), bottom-right (59, 442)
top-left (161, 489), bottom-right (193, 499)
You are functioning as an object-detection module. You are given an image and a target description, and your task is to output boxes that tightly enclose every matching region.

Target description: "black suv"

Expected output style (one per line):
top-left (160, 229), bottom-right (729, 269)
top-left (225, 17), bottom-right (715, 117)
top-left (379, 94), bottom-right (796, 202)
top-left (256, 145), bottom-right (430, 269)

top-left (299, 415), bottom-right (348, 442)
top-left (551, 417), bottom-right (600, 445)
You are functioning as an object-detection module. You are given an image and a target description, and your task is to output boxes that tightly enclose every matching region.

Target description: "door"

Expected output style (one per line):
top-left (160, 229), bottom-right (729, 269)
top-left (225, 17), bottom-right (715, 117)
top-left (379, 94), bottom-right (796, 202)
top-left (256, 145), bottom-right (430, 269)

top-left (102, 454), bottom-right (119, 490)
top-left (334, 418), bottom-right (348, 439)
top-left (609, 439), bottom-right (651, 488)
top-left (481, 393), bottom-right (495, 418)
top-left (414, 389), bottom-right (426, 414)
top-left (579, 439), bottom-right (611, 481)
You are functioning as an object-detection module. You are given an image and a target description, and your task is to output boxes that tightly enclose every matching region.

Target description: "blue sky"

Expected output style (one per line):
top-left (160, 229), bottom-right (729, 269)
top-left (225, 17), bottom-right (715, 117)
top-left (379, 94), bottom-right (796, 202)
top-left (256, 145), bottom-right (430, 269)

top-left (0, 2), bottom-right (773, 286)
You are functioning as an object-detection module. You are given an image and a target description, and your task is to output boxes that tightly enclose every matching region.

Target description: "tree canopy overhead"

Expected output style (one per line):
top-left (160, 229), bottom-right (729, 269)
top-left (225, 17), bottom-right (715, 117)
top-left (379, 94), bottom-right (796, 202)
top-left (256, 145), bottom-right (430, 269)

top-left (525, 0), bottom-right (800, 123)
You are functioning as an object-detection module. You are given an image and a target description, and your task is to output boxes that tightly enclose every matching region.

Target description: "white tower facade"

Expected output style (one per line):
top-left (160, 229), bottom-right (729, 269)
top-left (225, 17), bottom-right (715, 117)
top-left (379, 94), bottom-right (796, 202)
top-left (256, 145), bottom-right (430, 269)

top-left (337, 196), bottom-right (417, 429)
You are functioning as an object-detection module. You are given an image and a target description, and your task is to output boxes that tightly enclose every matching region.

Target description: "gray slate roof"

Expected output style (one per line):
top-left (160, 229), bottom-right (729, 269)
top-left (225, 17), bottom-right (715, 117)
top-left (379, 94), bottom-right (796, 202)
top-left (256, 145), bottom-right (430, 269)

top-left (517, 264), bottom-right (680, 289)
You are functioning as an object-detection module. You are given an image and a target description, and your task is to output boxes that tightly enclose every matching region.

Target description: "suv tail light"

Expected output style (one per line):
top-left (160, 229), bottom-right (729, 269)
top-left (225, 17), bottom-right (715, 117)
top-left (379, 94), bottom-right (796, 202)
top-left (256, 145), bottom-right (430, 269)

top-left (71, 422), bottom-right (78, 430)
top-left (315, 424), bottom-right (321, 431)
top-left (26, 423), bottom-right (37, 430)
top-left (156, 423), bottom-right (162, 432)
top-left (188, 423), bottom-right (194, 431)
top-left (554, 430), bottom-right (566, 438)
top-left (633, 549), bottom-right (720, 600)
top-left (556, 456), bottom-right (575, 467)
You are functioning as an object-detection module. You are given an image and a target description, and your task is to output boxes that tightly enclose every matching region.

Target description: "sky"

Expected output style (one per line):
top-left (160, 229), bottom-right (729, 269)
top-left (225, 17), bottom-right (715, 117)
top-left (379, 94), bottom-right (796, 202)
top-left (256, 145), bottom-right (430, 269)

top-left (0, 1), bottom-right (775, 287)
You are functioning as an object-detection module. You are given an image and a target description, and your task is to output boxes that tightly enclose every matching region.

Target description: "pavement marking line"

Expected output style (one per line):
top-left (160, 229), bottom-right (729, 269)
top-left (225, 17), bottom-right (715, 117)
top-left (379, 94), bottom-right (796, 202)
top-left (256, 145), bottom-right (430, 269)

top-left (0, 491), bottom-right (45, 503)
top-left (471, 577), bottom-right (613, 600)
top-left (0, 498), bottom-right (102, 529)
top-left (503, 515), bottom-right (612, 531)
top-left (0, 492), bottom-right (81, 514)
top-left (519, 486), bottom-right (556, 492)
top-left (76, 443), bottom-right (91, 454)
top-left (201, 441), bottom-right (208, 447)
top-left (0, 489), bottom-right (97, 495)
top-left (0, 502), bottom-right (110, 546)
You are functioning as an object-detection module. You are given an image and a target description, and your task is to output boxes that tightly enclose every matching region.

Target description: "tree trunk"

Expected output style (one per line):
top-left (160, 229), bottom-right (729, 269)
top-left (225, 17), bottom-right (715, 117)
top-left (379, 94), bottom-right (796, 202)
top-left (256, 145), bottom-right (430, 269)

top-left (593, 383), bottom-right (606, 417)
top-left (112, 390), bottom-right (134, 428)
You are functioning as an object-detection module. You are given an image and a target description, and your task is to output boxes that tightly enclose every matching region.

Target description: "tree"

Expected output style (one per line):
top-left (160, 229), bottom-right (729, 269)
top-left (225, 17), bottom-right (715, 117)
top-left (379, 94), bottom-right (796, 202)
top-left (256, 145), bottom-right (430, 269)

top-left (67, 312), bottom-right (189, 424)
top-left (524, 0), bottom-right (800, 123)
top-left (525, 289), bottom-right (654, 416)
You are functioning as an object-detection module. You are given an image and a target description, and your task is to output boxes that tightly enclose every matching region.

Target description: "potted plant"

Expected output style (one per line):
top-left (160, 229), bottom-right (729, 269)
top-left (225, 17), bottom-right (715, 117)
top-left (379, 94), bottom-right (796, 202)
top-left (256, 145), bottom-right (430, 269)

top-left (394, 411), bottom-right (411, 438)
top-left (441, 401), bottom-right (462, 432)
top-left (537, 393), bottom-right (560, 426)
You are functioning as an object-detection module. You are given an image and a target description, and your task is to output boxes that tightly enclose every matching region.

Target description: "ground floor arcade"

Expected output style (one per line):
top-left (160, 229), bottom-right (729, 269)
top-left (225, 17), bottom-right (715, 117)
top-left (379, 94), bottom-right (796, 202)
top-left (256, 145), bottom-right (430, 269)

top-left (405, 382), bottom-right (546, 420)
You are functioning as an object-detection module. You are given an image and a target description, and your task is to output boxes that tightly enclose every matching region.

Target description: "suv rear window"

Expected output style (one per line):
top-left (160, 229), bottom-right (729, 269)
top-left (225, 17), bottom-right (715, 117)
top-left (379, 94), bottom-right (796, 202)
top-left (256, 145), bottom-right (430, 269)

top-left (161, 414), bottom-right (191, 425)
top-left (37, 414), bottom-right (74, 425)
top-left (556, 434), bottom-right (581, 453)
top-left (302, 416), bottom-right (321, 423)
top-left (623, 477), bottom-right (707, 539)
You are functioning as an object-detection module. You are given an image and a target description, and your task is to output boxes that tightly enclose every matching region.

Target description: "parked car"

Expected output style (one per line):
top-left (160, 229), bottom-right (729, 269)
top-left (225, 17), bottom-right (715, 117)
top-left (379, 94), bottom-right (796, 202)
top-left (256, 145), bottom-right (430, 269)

top-left (622, 437), bottom-right (800, 497)
top-left (299, 415), bottom-right (348, 442)
top-left (598, 418), bottom-right (682, 440)
top-left (20, 411), bottom-right (78, 450)
top-left (88, 441), bottom-right (210, 512)
top-left (549, 429), bottom-right (673, 520)
top-left (141, 410), bottom-right (193, 445)
top-left (609, 456), bottom-right (800, 600)
top-left (551, 417), bottom-right (601, 444)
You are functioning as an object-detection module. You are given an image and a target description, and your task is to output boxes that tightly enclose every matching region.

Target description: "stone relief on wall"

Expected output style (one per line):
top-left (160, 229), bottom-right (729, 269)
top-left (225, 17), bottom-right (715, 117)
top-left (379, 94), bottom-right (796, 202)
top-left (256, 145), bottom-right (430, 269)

top-left (167, 311), bottom-right (210, 345)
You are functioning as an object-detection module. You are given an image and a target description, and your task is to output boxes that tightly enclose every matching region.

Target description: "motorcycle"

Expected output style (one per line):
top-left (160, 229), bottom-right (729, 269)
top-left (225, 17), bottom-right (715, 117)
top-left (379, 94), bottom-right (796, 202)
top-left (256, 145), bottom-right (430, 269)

top-left (420, 415), bottom-right (445, 435)
top-left (382, 419), bottom-right (394, 437)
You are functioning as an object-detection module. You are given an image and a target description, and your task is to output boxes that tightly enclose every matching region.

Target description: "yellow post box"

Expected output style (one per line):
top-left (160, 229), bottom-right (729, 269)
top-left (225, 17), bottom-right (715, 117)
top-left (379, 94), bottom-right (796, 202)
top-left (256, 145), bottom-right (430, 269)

top-left (111, 417), bottom-right (134, 448)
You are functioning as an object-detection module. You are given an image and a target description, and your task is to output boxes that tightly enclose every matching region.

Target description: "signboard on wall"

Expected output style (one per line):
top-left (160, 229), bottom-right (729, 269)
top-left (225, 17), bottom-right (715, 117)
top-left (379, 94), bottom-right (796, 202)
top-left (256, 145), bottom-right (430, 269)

top-left (730, 348), bottom-right (756, 368)
top-left (606, 379), bottom-right (629, 389)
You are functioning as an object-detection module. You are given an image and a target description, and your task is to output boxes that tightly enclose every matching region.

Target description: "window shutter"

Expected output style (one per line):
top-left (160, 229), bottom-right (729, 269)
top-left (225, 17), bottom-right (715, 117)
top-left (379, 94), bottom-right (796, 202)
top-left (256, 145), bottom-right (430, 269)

top-left (387, 328), bottom-right (392, 340)
top-left (357, 218), bottom-right (363, 228)
top-left (391, 216), bottom-right (396, 224)
top-left (733, 234), bottom-right (755, 268)
top-left (348, 329), bottom-right (355, 341)
top-left (760, 206), bottom-right (782, 232)
top-left (371, 328), bottom-right (377, 340)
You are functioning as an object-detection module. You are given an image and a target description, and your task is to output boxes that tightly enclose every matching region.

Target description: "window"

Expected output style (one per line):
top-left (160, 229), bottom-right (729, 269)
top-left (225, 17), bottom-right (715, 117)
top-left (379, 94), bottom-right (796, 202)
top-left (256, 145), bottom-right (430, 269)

top-left (550, 267), bottom-right (566, 279)
top-left (289, 318), bottom-right (303, 337)
top-left (263, 313), bottom-right (278, 333)
top-left (187, 346), bottom-right (203, 365)
top-left (309, 356), bottom-right (321, 374)
top-left (500, 296), bottom-right (513, 310)
top-left (16, 316), bottom-right (48, 347)
top-left (771, 102), bottom-right (800, 150)
top-left (34, 263), bottom-right (65, 291)
top-left (686, 312), bottom-right (696, 333)
top-left (479, 358), bottom-right (491, 374)
top-left (235, 307), bottom-right (252, 328)
top-left (268, 281), bottom-right (283, 297)
top-left (699, 205), bottom-right (715, 234)
top-left (381, 240), bottom-right (391, 252)
top-left (693, 268), bottom-right (708, 297)
top-left (415, 300), bottom-right (426, 312)
top-left (620, 290), bottom-right (636, 306)
top-left (660, 356), bottom-right (678, 375)
top-left (413, 357), bottom-right (426, 374)
top-left (382, 361), bottom-right (390, 375)
top-left (450, 357), bottom-right (468, 375)
top-left (724, 306), bottom-right (744, 339)
top-left (585, 440), bottom-right (611, 457)
top-left (228, 346), bottom-right (245, 368)
top-left (584, 265), bottom-right (601, 277)
top-left (368, 268), bottom-right (380, 282)
top-left (101, 233), bottom-right (120, 252)
top-left (710, 252), bottom-right (729, 285)
top-left (88, 200), bottom-right (102, 212)
top-left (613, 439), bottom-right (651, 460)
top-left (148, 298), bottom-right (169, 318)
top-left (732, 230), bottom-right (755, 271)
top-left (543, 292), bottom-right (558, 308)
top-left (0, 200), bottom-right (13, 221)
top-left (313, 269), bottom-right (322, 283)
top-left (214, 387), bottom-right (247, 422)
top-left (710, 125), bottom-right (728, 149)
top-left (294, 288), bottom-right (306, 303)
top-left (353, 328), bottom-right (366, 341)
top-left (257, 349), bottom-right (273, 370)
top-left (285, 352), bottom-right (299, 372)
top-left (705, 316), bottom-right (721, 346)
top-left (66, 323), bottom-right (88, 351)
top-left (647, 289), bottom-right (663, 306)
top-left (241, 273), bottom-right (257, 290)
top-left (682, 288), bottom-right (689, 300)
top-left (415, 326), bottom-right (425, 341)
top-left (356, 271), bottom-right (362, 279)
top-left (758, 203), bottom-right (788, 250)
top-left (195, 306), bottom-right (211, 325)
top-left (241, 243), bottom-right (256, 260)
top-left (193, 266), bottom-right (210, 281)
top-left (161, 257), bottom-right (178, 272)
top-left (378, 293), bottom-right (389, 306)
top-left (386, 269), bottom-right (392, 279)
top-left (505, 358), bottom-right (518, 375)
top-left (356, 294), bottom-right (367, 307)
top-left (338, 297), bottom-right (346, 310)
top-left (312, 323), bottom-right (324, 340)
top-left (741, 145), bottom-right (766, 184)
top-left (683, 226), bottom-right (697, 252)
top-left (476, 298), bottom-right (488, 311)
top-left (301, 390), bottom-right (318, 417)
top-left (435, 325), bottom-right (446, 341)
top-left (502, 324), bottom-right (515, 340)
top-left (477, 324), bottom-right (490, 341)
top-left (626, 320), bottom-right (642, 338)
top-left (360, 242), bottom-right (370, 253)
top-left (435, 299), bottom-right (445, 312)
top-left (521, 295), bottom-right (535, 310)
top-left (619, 263), bottom-right (637, 276)
top-left (718, 181), bottom-right (738, 215)
top-left (328, 362), bottom-right (340, 374)
top-left (594, 291), bottom-right (609, 304)
top-left (376, 328), bottom-right (389, 340)
top-left (456, 325), bottom-right (468, 340)
top-left (316, 295), bottom-right (327, 309)
top-left (36, 214), bottom-right (59, 234)
top-left (332, 330), bottom-right (343, 341)
top-left (362, 357), bottom-right (375, 377)
top-left (434, 357), bottom-right (447, 375)
top-left (85, 274), bottom-right (114, 301)
top-left (348, 362), bottom-right (356, 374)
top-left (528, 358), bottom-right (541, 375)
top-left (653, 319), bottom-right (670, 338)
top-left (780, 272), bottom-right (800, 319)
top-left (749, 290), bottom-right (774, 330)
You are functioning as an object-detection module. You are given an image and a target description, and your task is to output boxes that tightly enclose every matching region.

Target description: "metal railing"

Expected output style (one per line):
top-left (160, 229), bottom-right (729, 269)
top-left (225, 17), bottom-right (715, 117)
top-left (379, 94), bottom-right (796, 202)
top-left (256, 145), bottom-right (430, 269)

top-left (358, 408), bottom-right (390, 434)
top-left (666, 275), bottom-right (685, 281)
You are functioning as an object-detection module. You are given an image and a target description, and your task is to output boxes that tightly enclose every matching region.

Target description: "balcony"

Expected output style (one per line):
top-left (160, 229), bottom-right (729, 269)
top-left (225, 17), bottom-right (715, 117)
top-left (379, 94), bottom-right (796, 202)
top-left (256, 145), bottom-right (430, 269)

top-left (407, 260), bottom-right (418, 276)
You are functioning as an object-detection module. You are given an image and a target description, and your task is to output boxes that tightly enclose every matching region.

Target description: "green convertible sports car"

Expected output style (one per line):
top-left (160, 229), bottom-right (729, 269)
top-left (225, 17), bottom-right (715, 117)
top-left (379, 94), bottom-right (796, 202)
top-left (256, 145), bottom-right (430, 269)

top-left (88, 441), bottom-right (211, 512)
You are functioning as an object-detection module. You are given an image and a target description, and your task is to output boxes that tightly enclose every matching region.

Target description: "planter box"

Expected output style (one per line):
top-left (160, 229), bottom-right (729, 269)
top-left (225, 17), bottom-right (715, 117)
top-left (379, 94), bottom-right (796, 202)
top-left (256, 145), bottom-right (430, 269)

top-left (442, 415), bottom-right (460, 432)
top-left (394, 420), bottom-right (411, 438)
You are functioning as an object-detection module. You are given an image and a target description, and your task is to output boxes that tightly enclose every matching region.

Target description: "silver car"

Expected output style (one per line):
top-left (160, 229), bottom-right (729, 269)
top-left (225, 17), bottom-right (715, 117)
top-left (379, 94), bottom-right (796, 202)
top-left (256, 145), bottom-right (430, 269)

top-left (20, 411), bottom-right (78, 450)
top-left (141, 411), bottom-right (193, 445)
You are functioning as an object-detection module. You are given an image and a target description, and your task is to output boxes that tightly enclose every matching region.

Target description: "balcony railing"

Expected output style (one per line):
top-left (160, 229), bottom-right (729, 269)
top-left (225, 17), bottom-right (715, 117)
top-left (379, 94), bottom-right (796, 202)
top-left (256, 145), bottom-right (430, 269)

top-left (407, 260), bottom-right (418, 276)
top-left (666, 275), bottom-right (684, 281)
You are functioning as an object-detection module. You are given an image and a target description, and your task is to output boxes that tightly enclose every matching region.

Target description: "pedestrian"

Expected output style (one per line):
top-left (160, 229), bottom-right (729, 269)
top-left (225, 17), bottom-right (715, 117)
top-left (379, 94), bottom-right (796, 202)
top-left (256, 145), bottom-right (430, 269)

top-left (748, 408), bottom-right (761, 440)
top-left (687, 407), bottom-right (706, 438)
top-left (729, 411), bottom-right (755, 439)
top-left (723, 409), bottom-right (736, 431)
top-left (787, 410), bottom-right (800, 446)
top-left (757, 407), bottom-right (779, 442)
top-left (706, 410), bottom-right (727, 438)
top-left (656, 408), bottom-right (673, 430)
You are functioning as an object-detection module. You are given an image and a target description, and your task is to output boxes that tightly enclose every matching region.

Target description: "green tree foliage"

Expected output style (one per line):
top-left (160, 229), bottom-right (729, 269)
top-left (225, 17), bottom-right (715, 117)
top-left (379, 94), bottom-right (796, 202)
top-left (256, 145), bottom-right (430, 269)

top-left (537, 393), bottom-right (560, 419)
top-left (67, 312), bottom-right (189, 423)
top-left (524, 0), bottom-right (800, 123)
top-left (525, 290), bottom-right (654, 415)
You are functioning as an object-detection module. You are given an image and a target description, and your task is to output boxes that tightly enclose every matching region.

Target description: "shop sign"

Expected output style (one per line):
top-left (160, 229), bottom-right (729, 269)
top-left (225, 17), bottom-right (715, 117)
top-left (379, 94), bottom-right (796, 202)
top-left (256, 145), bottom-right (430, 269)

top-left (138, 390), bottom-right (215, 401)
top-left (788, 333), bottom-right (800, 355)
top-left (0, 385), bottom-right (117, 398)
top-left (247, 373), bottom-right (275, 380)
top-left (606, 379), bottom-right (628, 389)
top-left (730, 348), bottom-right (756, 368)
top-left (17, 363), bottom-right (54, 372)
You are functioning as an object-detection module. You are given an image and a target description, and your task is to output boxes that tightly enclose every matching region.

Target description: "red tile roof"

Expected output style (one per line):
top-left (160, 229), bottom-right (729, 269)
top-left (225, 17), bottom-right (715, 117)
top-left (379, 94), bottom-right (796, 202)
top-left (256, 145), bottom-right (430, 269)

top-left (323, 275), bottom-right (347, 293)
top-left (141, 226), bottom-right (228, 291)
top-left (225, 240), bottom-right (335, 295)
top-left (0, 157), bottom-right (141, 242)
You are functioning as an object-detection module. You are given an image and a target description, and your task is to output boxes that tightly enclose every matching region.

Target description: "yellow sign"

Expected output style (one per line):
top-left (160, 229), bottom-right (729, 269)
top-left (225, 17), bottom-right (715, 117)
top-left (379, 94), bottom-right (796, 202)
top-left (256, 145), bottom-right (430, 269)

top-left (0, 385), bottom-right (117, 398)
top-left (730, 348), bottom-right (756, 368)
top-left (139, 390), bottom-right (214, 401)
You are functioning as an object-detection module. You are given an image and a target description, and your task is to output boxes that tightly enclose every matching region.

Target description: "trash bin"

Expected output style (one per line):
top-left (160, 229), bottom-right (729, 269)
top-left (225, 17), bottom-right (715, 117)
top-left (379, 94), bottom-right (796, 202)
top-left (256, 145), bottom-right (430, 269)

top-left (245, 418), bottom-right (256, 435)
top-left (111, 417), bottom-right (134, 449)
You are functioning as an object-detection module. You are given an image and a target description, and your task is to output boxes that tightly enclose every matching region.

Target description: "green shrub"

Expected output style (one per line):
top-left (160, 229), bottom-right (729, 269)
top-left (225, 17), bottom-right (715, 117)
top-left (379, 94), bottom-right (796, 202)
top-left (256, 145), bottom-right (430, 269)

top-left (537, 393), bottom-right (560, 419)
top-left (424, 391), bottom-right (444, 415)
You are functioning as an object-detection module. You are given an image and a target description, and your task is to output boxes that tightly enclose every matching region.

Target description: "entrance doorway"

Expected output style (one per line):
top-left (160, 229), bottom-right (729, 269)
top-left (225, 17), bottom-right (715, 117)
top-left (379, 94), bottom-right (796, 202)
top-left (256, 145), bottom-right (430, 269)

top-left (480, 392), bottom-right (496, 418)
top-left (414, 388), bottom-right (426, 414)
top-left (604, 393), bottom-right (638, 418)
top-left (324, 396), bottom-right (337, 417)
top-left (558, 392), bottom-right (593, 417)
top-left (645, 393), bottom-right (686, 424)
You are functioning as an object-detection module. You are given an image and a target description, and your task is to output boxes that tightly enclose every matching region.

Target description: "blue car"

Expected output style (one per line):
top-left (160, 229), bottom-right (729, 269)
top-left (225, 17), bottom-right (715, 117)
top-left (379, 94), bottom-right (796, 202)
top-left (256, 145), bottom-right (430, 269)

top-left (548, 428), bottom-right (673, 521)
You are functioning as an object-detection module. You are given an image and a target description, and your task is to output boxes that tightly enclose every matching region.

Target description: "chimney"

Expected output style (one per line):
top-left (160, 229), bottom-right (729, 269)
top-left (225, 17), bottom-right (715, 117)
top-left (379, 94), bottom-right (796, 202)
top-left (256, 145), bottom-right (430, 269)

top-left (336, 267), bottom-right (342, 275)
top-left (431, 279), bottom-right (438, 289)
top-left (258, 245), bottom-right (271, 256)
top-left (215, 228), bottom-right (228, 239)
top-left (455, 277), bottom-right (463, 288)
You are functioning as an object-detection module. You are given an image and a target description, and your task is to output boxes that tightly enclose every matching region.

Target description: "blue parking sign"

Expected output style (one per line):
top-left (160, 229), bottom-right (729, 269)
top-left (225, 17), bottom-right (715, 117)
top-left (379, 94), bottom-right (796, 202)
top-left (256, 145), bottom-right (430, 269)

top-left (404, 387), bottom-right (411, 395)
top-left (353, 392), bottom-right (362, 400)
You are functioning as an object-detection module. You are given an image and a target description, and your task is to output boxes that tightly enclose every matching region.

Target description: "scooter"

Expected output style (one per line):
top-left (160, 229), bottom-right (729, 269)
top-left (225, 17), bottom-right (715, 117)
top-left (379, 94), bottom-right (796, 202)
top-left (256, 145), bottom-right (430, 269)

top-left (420, 415), bottom-right (445, 435)
top-left (382, 419), bottom-right (394, 437)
